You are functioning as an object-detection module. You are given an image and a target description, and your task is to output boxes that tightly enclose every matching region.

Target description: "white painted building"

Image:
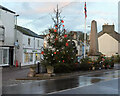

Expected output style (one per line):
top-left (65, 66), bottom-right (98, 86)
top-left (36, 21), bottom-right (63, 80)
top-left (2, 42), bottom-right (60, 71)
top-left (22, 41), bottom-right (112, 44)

top-left (0, 5), bottom-right (44, 66)
top-left (0, 5), bottom-right (16, 66)
top-left (16, 26), bottom-right (44, 66)
top-left (98, 24), bottom-right (120, 57)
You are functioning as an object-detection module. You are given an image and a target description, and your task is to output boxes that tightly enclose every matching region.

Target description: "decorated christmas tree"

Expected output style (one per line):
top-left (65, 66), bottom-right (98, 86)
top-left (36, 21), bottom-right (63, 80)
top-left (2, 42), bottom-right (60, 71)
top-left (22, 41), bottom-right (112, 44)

top-left (41, 5), bottom-right (78, 73)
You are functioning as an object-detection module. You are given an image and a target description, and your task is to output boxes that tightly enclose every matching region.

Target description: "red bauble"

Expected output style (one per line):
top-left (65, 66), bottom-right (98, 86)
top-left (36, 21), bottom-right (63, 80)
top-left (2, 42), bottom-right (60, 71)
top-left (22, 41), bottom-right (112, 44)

top-left (63, 60), bottom-right (65, 63)
top-left (64, 34), bottom-right (67, 38)
top-left (75, 62), bottom-right (78, 65)
top-left (54, 52), bottom-right (56, 54)
top-left (55, 25), bottom-right (57, 28)
top-left (54, 29), bottom-right (57, 32)
top-left (63, 25), bottom-right (65, 27)
top-left (61, 20), bottom-right (64, 23)
top-left (55, 38), bottom-right (58, 41)
top-left (41, 51), bottom-right (44, 54)
top-left (66, 43), bottom-right (68, 46)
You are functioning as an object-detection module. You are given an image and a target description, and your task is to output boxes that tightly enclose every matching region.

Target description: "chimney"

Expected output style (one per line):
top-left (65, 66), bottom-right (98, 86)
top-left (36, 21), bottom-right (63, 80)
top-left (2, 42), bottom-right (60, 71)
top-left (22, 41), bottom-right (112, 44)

top-left (73, 32), bottom-right (77, 39)
top-left (102, 24), bottom-right (114, 33)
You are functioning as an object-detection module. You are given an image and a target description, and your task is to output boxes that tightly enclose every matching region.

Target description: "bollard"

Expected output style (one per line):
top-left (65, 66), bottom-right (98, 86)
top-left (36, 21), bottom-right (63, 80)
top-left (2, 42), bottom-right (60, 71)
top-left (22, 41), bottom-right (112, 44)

top-left (37, 62), bottom-right (40, 74)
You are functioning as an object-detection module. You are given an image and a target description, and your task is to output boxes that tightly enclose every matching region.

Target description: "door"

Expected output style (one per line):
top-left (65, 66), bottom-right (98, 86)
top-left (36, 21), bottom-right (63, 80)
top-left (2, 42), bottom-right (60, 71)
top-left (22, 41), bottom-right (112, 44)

top-left (9, 47), bottom-right (14, 66)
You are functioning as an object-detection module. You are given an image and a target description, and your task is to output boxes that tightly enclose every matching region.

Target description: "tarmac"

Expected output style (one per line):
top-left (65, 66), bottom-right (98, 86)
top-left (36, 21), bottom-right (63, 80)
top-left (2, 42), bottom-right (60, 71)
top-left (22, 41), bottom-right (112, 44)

top-left (2, 63), bottom-right (120, 87)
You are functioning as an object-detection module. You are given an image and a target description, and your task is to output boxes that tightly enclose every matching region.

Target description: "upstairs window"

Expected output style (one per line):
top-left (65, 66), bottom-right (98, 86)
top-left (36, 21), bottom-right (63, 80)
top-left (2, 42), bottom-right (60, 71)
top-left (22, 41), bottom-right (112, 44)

top-left (28, 38), bottom-right (30, 45)
top-left (38, 40), bottom-right (39, 47)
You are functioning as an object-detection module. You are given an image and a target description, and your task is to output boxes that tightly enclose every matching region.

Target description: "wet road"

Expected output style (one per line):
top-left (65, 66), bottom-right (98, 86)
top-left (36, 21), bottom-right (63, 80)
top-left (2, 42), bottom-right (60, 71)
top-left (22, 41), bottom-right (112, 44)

top-left (2, 70), bottom-right (120, 95)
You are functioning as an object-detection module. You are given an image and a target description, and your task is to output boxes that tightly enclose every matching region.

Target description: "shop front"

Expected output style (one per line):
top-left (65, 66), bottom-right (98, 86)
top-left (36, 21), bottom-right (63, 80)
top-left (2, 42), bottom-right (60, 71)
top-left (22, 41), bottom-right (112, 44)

top-left (23, 49), bottom-right (42, 66)
top-left (0, 47), bottom-right (10, 66)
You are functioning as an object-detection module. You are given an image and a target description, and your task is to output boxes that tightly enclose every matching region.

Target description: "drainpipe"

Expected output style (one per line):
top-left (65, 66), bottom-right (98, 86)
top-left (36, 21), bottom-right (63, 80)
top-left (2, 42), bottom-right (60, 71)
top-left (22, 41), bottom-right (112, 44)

top-left (14, 14), bottom-right (19, 67)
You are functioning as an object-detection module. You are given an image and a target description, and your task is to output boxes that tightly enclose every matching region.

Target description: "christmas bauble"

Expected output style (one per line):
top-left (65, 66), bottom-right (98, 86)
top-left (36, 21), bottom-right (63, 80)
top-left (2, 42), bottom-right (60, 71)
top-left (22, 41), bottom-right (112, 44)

top-left (66, 43), bottom-right (68, 46)
top-left (61, 20), bottom-right (64, 23)
top-left (41, 51), bottom-right (44, 54)
top-left (64, 34), bottom-right (67, 38)
top-left (54, 29), bottom-right (57, 32)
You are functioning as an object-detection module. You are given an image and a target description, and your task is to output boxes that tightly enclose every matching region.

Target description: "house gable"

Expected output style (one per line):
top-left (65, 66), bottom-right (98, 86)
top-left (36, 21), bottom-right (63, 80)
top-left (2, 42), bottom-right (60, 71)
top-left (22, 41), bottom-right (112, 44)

top-left (98, 33), bottom-right (118, 57)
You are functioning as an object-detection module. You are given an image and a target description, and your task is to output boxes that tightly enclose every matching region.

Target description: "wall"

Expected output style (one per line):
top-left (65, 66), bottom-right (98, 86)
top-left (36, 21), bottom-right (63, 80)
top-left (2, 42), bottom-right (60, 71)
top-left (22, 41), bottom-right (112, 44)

top-left (16, 30), bottom-right (23, 66)
top-left (118, 43), bottom-right (120, 55)
top-left (98, 33), bottom-right (118, 57)
top-left (0, 9), bottom-right (15, 46)
top-left (35, 38), bottom-right (44, 50)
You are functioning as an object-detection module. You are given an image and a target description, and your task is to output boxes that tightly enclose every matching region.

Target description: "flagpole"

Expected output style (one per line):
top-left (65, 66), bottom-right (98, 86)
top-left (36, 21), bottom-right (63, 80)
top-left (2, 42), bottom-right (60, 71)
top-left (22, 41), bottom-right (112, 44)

top-left (84, 18), bottom-right (86, 58)
top-left (84, 1), bottom-right (87, 58)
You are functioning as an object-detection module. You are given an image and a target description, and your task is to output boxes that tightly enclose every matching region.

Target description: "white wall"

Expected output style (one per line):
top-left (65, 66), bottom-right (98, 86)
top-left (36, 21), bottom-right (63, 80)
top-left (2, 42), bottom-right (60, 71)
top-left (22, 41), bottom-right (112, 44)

top-left (35, 38), bottom-right (44, 50)
top-left (98, 33), bottom-right (118, 57)
top-left (0, 9), bottom-right (15, 46)
top-left (23, 35), bottom-right (34, 49)
top-left (16, 30), bottom-right (23, 66)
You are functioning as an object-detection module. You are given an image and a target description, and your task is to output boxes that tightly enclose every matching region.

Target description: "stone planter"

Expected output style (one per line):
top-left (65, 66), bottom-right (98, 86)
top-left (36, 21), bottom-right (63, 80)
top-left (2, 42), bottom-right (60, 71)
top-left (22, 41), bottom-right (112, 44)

top-left (27, 67), bottom-right (36, 77)
top-left (46, 66), bottom-right (54, 74)
top-left (92, 67), bottom-right (95, 70)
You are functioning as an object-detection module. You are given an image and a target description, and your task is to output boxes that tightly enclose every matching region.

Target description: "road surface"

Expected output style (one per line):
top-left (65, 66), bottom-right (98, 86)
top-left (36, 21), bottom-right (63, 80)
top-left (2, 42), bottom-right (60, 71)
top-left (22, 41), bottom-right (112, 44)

top-left (2, 70), bottom-right (120, 95)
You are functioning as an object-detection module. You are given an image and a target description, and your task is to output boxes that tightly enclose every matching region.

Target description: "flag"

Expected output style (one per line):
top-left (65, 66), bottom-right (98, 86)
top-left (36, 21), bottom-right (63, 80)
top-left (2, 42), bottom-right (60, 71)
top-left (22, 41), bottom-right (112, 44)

top-left (84, 2), bottom-right (87, 18)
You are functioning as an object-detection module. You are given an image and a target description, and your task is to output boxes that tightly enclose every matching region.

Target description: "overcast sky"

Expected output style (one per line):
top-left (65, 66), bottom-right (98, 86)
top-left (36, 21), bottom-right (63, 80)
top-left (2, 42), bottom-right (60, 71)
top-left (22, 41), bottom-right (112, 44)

top-left (0, 0), bottom-right (119, 35)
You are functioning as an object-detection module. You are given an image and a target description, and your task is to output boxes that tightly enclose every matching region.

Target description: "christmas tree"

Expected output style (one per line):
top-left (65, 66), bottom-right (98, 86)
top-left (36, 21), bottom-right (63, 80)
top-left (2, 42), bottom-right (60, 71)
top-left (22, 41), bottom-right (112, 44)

top-left (41, 5), bottom-right (78, 73)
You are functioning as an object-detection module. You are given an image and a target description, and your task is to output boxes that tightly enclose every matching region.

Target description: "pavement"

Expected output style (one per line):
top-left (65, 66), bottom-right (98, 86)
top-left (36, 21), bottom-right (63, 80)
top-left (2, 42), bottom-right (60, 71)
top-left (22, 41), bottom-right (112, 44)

top-left (2, 66), bottom-right (30, 86)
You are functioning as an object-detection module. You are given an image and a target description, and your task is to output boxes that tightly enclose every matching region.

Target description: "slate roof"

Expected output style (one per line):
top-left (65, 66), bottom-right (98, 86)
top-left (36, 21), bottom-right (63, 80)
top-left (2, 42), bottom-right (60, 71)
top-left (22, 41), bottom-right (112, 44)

top-left (98, 31), bottom-right (120, 43)
top-left (16, 25), bottom-right (43, 39)
top-left (0, 5), bottom-right (15, 14)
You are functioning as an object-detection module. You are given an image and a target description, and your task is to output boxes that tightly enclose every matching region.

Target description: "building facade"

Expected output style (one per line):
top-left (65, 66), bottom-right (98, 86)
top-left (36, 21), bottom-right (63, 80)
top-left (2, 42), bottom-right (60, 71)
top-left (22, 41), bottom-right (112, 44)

top-left (98, 24), bottom-right (120, 57)
top-left (0, 5), bottom-right (44, 66)
top-left (0, 5), bottom-right (16, 66)
top-left (16, 26), bottom-right (44, 66)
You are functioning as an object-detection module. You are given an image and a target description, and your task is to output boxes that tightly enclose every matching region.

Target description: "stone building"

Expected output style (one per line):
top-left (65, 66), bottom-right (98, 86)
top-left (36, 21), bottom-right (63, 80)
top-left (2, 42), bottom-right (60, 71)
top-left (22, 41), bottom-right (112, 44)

top-left (98, 24), bottom-right (120, 57)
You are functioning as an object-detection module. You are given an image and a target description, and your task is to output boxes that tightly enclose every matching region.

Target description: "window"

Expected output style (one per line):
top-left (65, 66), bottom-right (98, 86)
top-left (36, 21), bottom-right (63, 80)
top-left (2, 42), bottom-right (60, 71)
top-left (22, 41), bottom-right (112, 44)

top-left (24, 53), bottom-right (33, 63)
top-left (28, 38), bottom-right (30, 45)
top-left (3, 49), bottom-right (8, 64)
top-left (36, 54), bottom-right (41, 61)
top-left (0, 48), bottom-right (9, 64)
top-left (37, 40), bottom-right (39, 47)
top-left (0, 50), bottom-right (2, 64)
top-left (30, 53), bottom-right (33, 62)
top-left (24, 53), bottom-right (29, 63)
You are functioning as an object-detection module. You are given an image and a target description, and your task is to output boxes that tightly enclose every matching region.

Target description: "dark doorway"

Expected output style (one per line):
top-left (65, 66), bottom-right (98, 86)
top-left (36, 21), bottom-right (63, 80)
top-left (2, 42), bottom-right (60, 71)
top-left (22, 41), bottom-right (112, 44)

top-left (9, 46), bottom-right (14, 66)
